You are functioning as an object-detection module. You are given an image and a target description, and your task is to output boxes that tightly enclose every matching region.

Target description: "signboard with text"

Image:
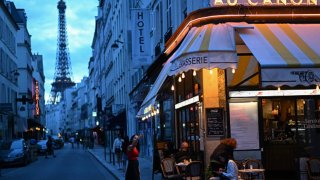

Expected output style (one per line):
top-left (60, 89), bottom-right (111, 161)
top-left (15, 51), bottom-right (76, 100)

top-left (206, 108), bottom-right (225, 137)
top-left (131, 9), bottom-right (151, 68)
top-left (210, 0), bottom-right (318, 6)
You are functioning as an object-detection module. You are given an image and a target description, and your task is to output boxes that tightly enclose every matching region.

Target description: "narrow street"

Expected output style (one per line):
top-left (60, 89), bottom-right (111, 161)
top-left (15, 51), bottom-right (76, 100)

top-left (1, 143), bottom-right (116, 180)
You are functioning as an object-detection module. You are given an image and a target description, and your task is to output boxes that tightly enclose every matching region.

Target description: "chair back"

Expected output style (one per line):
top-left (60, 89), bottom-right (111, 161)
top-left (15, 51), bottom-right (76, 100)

top-left (307, 158), bottom-right (320, 179)
top-left (161, 158), bottom-right (178, 176)
top-left (186, 161), bottom-right (202, 177)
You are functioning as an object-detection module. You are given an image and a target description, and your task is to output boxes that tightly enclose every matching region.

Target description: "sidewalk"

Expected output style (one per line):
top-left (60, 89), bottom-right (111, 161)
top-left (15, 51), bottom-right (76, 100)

top-left (88, 145), bottom-right (162, 180)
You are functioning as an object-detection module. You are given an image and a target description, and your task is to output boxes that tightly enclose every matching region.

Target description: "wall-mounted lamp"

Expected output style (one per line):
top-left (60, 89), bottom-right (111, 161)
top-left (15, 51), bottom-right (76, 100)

top-left (10, 69), bottom-right (20, 81)
top-left (11, 69), bottom-right (20, 77)
top-left (111, 40), bottom-right (124, 49)
top-left (193, 70), bottom-right (197, 76)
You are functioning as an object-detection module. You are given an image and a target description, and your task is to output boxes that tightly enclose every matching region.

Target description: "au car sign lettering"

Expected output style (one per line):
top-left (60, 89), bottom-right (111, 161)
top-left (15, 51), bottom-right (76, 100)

top-left (291, 70), bottom-right (320, 83)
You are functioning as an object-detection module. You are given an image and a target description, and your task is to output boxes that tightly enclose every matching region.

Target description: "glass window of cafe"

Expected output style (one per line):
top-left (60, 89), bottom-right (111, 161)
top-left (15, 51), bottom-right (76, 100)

top-left (175, 70), bottom-right (201, 158)
top-left (262, 97), bottom-right (320, 157)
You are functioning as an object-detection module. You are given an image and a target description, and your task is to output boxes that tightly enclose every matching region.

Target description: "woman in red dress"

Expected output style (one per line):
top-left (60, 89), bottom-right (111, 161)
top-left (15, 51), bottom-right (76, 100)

top-left (125, 134), bottom-right (140, 180)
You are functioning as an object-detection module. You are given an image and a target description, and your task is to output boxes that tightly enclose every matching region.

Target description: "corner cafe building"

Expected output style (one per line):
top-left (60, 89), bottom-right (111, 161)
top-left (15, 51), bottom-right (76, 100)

top-left (137, 3), bottom-right (320, 179)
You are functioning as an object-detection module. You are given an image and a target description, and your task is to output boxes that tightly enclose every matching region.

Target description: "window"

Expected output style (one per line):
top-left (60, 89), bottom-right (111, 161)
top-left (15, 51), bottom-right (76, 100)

top-left (262, 97), bottom-right (320, 156)
top-left (166, 0), bottom-right (172, 29)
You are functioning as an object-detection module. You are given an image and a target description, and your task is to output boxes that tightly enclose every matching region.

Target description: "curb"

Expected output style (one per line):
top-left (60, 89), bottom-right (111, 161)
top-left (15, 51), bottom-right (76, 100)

top-left (88, 149), bottom-right (120, 180)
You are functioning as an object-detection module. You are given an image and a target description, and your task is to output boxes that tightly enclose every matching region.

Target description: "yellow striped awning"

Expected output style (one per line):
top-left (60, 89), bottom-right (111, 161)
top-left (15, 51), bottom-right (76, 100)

top-left (237, 24), bottom-right (320, 87)
top-left (227, 56), bottom-right (259, 87)
top-left (168, 23), bottom-right (238, 76)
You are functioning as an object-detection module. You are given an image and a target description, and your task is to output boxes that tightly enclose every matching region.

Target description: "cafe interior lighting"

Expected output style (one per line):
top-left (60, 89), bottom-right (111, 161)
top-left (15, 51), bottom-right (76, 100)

top-left (232, 68), bottom-right (236, 74)
top-left (316, 85), bottom-right (319, 91)
top-left (193, 70), bottom-right (197, 76)
top-left (182, 72), bottom-right (185, 78)
top-left (277, 87), bottom-right (281, 91)
top-left (171, 85), bottom-right (175, 91)
top-left (210, 69), bottom-right (213, 74)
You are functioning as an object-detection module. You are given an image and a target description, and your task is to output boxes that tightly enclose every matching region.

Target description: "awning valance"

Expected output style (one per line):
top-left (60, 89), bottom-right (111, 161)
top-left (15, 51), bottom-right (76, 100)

top-left (238, 24), bottom-right (320, 87)
top-left (136, 61), bottom-right (171, 117)
top-left (168, 23), bottom-right (238, 76)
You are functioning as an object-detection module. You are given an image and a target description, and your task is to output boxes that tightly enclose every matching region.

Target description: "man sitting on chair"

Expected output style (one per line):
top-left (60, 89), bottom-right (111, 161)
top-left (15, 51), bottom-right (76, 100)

top-left (174, 141), bottom-right (191, 163)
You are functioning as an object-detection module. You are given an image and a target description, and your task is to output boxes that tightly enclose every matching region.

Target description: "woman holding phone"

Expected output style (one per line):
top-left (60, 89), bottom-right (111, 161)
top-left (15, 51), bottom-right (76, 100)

top-left (125, 134), bottom-right (140, 180)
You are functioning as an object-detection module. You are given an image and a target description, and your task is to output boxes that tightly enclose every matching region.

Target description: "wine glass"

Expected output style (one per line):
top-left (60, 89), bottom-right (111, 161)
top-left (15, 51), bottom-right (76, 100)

top-left (242, 162), bottom-right (246, 170)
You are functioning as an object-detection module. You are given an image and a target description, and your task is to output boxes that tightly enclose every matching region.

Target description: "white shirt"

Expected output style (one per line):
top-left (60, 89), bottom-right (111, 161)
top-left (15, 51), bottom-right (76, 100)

top-left (222, 160), bottom-right (238, 180)
top-left (112, 138), bottom-right (123, 152)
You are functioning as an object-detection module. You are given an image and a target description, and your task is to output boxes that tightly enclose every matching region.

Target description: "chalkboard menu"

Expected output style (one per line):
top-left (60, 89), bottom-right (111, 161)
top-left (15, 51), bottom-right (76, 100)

top-left (206, 108), bottom-right (224, 137)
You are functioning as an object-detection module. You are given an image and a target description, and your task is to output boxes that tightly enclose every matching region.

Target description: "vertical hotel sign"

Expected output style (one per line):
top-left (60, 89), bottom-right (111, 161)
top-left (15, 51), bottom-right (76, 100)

top-left (35, 81), bottom-right (40, 116)
top-left (131, 9), bottom-right (151, 68)
top-left (210, 0), bottom-right (318, 6)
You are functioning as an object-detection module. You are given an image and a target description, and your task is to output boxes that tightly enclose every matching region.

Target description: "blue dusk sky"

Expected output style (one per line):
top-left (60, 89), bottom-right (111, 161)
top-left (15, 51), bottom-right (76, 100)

top-left (12, 0), bottom-right (98, 102)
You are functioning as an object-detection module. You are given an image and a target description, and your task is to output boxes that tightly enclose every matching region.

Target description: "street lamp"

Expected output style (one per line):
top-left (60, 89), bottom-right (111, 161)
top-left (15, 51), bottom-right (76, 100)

top-left (111, 40), bottom-right (124, 49)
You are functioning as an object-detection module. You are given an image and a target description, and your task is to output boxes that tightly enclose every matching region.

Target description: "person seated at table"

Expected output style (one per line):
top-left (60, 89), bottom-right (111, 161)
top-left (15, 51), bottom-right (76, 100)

top-left (216, 158), bottom-right (239, 180)
top-left (210, 138), bottom-right (237, 176)
top-left (174, 141), bottom-right (191, 163)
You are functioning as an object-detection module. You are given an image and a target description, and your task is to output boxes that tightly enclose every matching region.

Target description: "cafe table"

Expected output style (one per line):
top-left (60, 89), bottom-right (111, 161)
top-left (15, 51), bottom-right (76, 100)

top-left (175, 161), bottom-right (191, 177)
top-left (238, 168), bottom-right (265, 180)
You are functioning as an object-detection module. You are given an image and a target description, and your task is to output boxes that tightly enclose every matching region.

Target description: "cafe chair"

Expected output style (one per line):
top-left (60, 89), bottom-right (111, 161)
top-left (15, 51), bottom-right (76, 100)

top-left (185, 161), bottom-right (202, 180)
top-left (243, 159), bottom-right (265, 180)
top-left (306, 158), bottom-right (320, 180)
top-left (161, 158), bottom-right (182, 180)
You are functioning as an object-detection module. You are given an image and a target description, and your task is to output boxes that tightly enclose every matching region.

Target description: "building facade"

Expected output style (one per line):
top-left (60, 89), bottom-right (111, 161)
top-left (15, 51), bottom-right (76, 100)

top-left (0, 1), bottom-right (45, 141)
top-left (0, 0), bottom-right (19, 141)
top-left (138, 3), bottom-right (320, 180)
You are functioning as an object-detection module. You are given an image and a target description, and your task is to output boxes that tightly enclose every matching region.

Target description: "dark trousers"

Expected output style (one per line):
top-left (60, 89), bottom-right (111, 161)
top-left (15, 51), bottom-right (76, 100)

top-left (125, 160), bottom-right (140, 180)
top-left (211, 160), bottom-right (225, 177)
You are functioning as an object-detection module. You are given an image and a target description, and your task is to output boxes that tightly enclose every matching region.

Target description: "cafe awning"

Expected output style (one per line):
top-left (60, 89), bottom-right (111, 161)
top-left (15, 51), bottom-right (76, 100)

top-left (168, 23), bottom-right (238, 76)
top-left (137, 23), bottom-right (239, 117)
top-left (237, 24), bottom-right (320, 87)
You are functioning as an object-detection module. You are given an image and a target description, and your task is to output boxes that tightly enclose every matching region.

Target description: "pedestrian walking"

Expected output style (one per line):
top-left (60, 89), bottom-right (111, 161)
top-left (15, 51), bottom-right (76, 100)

top-left (125, 134), bottom-right (140, 180)
top-left (113, 134), bottom-right (123, 169)
top-left (122, 135), bottom-right (129, 172)
top-left (45, 136), bottom-right (56, 158)
top-left (70, 136), bottom-right (75, 149)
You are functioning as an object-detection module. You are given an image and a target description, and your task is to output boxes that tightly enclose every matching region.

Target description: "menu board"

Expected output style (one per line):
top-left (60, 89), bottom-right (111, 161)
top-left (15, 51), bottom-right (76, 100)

top-left (206, 108), bottom-right (224, 137)
top-left (229, 102), bottom-right (259, 150)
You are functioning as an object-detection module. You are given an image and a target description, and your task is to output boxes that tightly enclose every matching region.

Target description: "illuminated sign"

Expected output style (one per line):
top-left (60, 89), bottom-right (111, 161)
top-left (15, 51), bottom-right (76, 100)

top-left (211, 0), bottom-right (318, 6)
top-left (175, 96), bottom-right (200, 109)
top-left (229, 89), bottom-right (320, 97)
top-left (143, 104), bottom-right (153, 114)
top-left (35, 81), bottom-right (40, 116)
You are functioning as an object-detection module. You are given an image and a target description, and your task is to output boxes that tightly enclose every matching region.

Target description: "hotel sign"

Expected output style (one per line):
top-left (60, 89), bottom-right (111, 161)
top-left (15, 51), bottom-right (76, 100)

top-left (131, 9), bottom-right (152, 68)
top-left (211, 0), bottom-right (318, 6)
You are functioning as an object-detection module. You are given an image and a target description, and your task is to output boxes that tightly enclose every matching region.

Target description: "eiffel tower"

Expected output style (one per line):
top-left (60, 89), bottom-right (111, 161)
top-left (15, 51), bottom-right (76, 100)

top-left (50, 0), bottom-right (75, 104)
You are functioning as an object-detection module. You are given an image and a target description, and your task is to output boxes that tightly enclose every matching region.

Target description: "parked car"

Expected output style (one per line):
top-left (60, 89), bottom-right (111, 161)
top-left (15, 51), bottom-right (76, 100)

top-left (36, 140), bottom-right (48, 155)
top-left (0, 139), bottom-right (31, 166)
top-left (51, 135), bottom-right (64, 149)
